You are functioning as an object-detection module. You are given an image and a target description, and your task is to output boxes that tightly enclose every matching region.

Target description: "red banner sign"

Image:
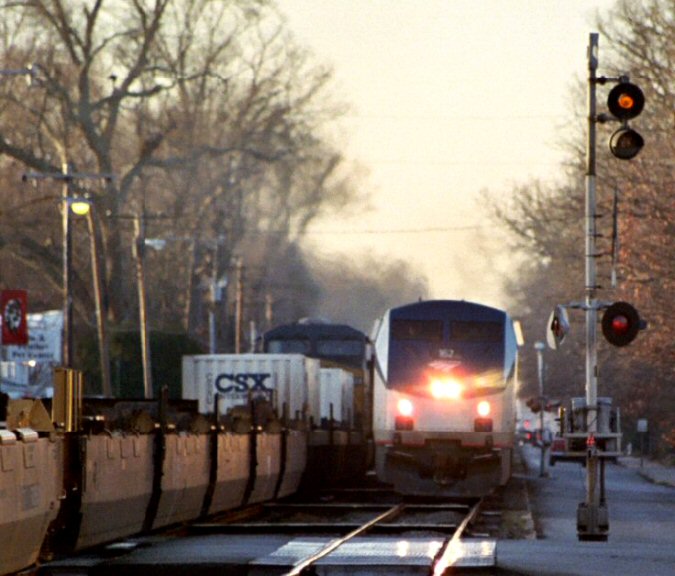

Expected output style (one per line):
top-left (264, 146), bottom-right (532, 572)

top-left (1, 290), bottom-right (29, 345)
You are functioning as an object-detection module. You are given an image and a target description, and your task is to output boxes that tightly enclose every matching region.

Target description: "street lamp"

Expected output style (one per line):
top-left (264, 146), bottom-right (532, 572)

top-left (70, 198), bottom-right (112, 397)
top-left (22, 164), bottom-right (114, 376)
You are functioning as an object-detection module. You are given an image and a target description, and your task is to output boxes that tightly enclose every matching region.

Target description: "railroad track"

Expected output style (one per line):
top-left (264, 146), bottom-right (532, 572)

top-left (38, 489), bottom-right (497, 575)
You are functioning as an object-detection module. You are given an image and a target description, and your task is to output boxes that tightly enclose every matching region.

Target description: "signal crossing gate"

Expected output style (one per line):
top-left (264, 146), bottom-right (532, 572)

top-left (546, 33), bottom-right (647, 541)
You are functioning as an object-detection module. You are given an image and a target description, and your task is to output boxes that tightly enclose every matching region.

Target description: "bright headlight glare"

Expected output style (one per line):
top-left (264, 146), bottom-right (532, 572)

top-left (397, 398), bottom-right (414, 417)
top-left (430, 378), bottom-right (463, 399)
top-left (477, 400), bottom-right (491, 417)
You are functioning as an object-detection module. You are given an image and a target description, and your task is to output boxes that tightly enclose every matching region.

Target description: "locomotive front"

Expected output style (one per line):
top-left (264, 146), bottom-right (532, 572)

top-left (372, 300), bottom-right (518, 496)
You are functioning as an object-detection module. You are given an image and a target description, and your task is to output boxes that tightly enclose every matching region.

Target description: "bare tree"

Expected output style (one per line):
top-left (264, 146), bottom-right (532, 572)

top-left (0, 1), bottom-right (364, 354)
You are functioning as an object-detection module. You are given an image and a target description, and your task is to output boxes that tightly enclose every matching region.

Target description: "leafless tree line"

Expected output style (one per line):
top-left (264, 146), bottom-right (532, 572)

top-left (0, 0), bottom-right (426, 363)
top-left (485, 0), bottom-right (674, 453)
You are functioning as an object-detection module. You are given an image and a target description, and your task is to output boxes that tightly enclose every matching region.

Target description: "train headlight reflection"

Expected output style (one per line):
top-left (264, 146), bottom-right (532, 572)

top-left (430, 378), bottom-right (463, 400)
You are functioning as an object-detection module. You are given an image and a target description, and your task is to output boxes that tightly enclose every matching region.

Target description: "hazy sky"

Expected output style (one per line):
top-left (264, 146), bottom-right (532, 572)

top-left (279, 0), bottom-right (617, 308)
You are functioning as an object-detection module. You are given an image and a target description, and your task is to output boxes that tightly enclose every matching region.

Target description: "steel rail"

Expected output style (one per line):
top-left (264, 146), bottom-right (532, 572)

top-left (281, 503), bottom-right (405, 576)
top-left (430, 498), bottom-right (483, 576)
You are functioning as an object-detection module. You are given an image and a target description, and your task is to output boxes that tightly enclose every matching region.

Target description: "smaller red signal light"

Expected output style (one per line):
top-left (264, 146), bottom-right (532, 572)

top-left (611, 315), bottom-right (629, 334)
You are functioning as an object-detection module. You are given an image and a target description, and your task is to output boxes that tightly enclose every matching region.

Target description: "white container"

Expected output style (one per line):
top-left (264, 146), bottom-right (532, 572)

top-left (182, 354), bottom-right (318, 419)
top-left (314, 368), bottom-right (354, 427)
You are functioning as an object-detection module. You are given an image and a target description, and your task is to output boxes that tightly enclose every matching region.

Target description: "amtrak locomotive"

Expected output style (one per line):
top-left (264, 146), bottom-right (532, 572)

top-left (371, 300), bottom-right (519, 496)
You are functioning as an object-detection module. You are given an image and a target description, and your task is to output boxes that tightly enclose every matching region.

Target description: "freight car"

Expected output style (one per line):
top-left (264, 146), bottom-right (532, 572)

top-left (371, 300), bottom-right (519, 497)
top-left (0, 366), bottom-right (308, 576)
top-left (182, 350), bottom-right (370, 491)
top-left (260, 320), bottom-right (372, 486)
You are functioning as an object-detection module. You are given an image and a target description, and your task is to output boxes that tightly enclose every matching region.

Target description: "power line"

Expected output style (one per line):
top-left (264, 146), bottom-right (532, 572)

top-left (303, 225), bottom-right (486, 235)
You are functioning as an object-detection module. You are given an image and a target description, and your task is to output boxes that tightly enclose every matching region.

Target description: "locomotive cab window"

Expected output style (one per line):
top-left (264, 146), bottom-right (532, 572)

top-left (267, 338), bottom-right (311, 354)
top-left (450, 321), bottom-right (503, 342)
top-left (392, 319), bottom-right (443, 341)
top-left (316, 339), bottom-right (364, 357)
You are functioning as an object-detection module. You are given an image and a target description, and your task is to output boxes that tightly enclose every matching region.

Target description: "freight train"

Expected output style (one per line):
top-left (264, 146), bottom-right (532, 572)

top-left (259, 319), bottom-right (372, 488)
top-left (371, 300), bottom-right (519, 496)
top-left (1, 345), bottom-right (368, 576)
top-left (1, 303), bottom-right (518, 575)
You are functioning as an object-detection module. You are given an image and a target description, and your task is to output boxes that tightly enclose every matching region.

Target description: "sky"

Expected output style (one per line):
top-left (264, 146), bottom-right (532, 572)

top-left (279, 0), bottom-right (618, 309)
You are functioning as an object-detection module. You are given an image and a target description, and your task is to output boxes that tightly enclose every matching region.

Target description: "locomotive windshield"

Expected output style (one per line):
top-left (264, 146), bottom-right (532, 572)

top-left (392, 319), bottom-right (443, 341)
top-left (263, 321), bottom-right (368, 370)
top-left (266, 338), bottom-right (311, 355)
top-left (383, 301), bottom-right (509, 393)
top-left (316, 339), bottom-right (365, 357)
top-left (450, 321), bottom-right (503, 342)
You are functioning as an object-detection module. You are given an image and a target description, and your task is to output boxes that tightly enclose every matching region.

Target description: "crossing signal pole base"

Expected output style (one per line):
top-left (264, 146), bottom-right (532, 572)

top-left (577, 502), bottom-right (609, 541)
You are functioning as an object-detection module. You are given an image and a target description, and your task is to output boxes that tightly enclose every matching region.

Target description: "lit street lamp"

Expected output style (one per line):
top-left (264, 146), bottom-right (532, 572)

top-left (22, 163), bottom-right (114, 377)
top-left (70, 198), bottom-right (112, 397)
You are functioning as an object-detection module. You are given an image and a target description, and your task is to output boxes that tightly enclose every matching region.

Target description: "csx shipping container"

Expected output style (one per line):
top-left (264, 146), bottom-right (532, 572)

top-left (182, 354), bottom-right (319, 422)
top-left (314, 368), bottom-right (354, 428)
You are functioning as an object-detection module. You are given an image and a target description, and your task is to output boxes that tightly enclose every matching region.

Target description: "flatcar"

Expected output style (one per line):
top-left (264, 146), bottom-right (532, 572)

top-left (371, 300), bottom-right (519, 496)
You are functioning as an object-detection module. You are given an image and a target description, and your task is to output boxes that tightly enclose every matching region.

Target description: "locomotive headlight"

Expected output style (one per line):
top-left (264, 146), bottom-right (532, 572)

top-left (396, 398), bottom-right (415, 431)
top-left (397, 398), bottom-right (414, 417)
top-left (430, 378), bottom-right (463, 400)
top-left (477, 401), bottom-right (491, 417)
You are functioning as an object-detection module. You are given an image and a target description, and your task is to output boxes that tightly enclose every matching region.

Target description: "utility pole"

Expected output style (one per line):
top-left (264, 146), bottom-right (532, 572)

top-left (534, 341), bottom-right (547, 478)
top-left (133, 212), bottom-right (153, 399)
top-left (207, 236), bottom-right (227, 355)
top-left (22, 164), bottom-right (114, 370)
top-left (265, 293), bottom-right (273, 331)
top-left (208, 241), bottom-right (219, 355)
top-left (234, 257), bottom-right (244, 354)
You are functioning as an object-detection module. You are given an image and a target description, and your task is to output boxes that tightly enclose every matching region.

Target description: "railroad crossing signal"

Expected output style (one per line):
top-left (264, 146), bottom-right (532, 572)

top-left (601, 301), bottom-right (644, 347)
top-left (546, 305), bottom-right (570, 350)
top-left (606, 81), bottom-right (645, 160)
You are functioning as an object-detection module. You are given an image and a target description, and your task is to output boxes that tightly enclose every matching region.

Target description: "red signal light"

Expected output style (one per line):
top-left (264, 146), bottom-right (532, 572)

top-left (611, 315), bottom-right (629, 334)
top-left (602, 301), bottom-right (643, 347)
top-left (617, 94), bottom-right (635, 110)
top-left (607, 82), bottom-right (644, 120)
